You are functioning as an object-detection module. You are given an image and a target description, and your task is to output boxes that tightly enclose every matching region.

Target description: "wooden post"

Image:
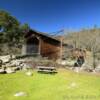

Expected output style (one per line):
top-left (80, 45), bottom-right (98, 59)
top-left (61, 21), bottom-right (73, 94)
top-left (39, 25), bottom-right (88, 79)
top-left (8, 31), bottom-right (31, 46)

top-left (37, 36), bottom-right (41, 55)
top-left (60, 29), bottom-right (64, 61)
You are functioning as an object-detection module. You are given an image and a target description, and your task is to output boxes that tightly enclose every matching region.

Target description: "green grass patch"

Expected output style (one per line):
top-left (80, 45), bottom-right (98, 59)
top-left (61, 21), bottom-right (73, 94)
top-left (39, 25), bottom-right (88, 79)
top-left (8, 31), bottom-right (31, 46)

top-left (0, 69), bottom-right (100, 100)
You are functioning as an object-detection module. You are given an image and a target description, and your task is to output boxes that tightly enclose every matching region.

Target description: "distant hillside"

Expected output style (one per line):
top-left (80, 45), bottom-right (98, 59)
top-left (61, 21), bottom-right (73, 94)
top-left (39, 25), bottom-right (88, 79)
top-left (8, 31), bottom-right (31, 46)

top-left (64, 28), bottom-right (100, 51)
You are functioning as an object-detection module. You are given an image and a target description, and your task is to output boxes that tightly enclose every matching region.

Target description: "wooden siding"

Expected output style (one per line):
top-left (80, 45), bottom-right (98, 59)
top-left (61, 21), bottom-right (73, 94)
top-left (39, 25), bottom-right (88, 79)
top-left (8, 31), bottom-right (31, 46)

top-left (24, 30), bottom-right (61, 59)
top-left (41, 39), bottom-right (60, 59)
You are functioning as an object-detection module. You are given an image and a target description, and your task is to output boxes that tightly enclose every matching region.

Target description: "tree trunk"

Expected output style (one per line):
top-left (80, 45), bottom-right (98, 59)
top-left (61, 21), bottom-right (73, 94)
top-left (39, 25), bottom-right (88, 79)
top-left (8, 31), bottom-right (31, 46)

top-left (92, 51), bottom-right (96, 69)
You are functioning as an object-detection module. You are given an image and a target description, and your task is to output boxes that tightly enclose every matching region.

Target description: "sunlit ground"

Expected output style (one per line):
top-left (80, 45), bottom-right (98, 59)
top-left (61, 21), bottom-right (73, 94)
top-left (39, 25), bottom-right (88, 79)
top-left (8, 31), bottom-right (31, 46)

top-left (0, 69), bottom-right (100, 100)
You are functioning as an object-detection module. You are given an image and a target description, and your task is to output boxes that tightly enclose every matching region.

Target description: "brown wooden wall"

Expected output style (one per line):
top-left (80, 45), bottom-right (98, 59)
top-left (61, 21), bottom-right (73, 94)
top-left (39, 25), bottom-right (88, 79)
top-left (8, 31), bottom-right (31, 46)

top-left (40, 38), bottom-right (61, 59)
top-left (25, 30), bottom-right (61, 59)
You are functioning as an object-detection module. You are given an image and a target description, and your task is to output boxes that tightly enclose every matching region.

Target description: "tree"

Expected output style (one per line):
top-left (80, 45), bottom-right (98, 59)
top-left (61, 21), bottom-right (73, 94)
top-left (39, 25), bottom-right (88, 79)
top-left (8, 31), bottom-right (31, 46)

top-left (64, 27), bottom-right (100, 68)
top-left (0, 10), bottom-right (30, 55)
top-left (90, 28), bottom-right (100, 69)
top-left (0, 10), bottom-right (20, 44)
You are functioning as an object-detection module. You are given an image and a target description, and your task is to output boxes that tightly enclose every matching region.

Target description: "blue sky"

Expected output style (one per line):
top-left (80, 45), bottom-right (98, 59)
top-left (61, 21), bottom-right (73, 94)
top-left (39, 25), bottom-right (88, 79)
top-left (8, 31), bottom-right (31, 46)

top-left (0, 0), bottom-right (100, 33)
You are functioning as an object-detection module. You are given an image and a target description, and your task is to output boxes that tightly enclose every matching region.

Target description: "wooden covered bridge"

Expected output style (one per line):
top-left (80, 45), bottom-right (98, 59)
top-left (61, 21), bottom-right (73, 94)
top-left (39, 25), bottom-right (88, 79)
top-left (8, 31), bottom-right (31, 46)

top-left (22, 29), bottom-right (62, 59)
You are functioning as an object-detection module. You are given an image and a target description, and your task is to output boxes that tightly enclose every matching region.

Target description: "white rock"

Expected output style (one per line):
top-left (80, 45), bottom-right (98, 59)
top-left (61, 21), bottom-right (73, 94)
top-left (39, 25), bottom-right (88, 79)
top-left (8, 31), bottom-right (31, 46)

top-left (14, 92), bottom-right (26, 97)
top-left (26, 71), bottom-right (33, 76)
top-left (0, 69), bottom-right (5, 73)
top-left (6, 68), bottom-right (15, 74)
top-left (0, 55), bottom-right (11, 63)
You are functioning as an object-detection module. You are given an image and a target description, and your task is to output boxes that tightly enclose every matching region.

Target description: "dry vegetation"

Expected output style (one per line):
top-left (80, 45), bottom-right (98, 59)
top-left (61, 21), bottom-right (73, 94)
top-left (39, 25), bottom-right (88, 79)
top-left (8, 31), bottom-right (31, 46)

top-left (63, 27), bottom-right (100, 68)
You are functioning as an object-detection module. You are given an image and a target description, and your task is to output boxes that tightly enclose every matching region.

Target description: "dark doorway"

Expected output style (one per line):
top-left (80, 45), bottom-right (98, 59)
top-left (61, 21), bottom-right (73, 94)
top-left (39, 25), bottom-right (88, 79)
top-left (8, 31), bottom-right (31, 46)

top-left (26, 37), bottom-right (39, 55)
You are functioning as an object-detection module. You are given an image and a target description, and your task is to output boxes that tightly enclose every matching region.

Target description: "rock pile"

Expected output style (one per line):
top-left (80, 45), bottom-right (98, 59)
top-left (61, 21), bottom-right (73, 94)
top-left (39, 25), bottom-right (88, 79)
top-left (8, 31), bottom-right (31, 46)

top-left (0, 55), bottom-right (31, 74)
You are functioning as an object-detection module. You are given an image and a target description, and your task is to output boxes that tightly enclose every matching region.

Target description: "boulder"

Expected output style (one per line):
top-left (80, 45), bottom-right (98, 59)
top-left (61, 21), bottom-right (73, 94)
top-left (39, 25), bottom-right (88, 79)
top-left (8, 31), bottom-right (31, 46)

top-left (0, 69), bottom-right (6, 74)
top-left (0, 55), bottom-right (11, 63)
top-left (6, 68), bottom-right (15, 74)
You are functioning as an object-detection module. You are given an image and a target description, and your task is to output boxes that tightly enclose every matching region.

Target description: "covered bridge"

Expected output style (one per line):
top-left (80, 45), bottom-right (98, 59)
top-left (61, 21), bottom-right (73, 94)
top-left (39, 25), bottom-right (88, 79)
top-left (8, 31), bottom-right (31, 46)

top-left (22, 29), bottom-right (61, 59)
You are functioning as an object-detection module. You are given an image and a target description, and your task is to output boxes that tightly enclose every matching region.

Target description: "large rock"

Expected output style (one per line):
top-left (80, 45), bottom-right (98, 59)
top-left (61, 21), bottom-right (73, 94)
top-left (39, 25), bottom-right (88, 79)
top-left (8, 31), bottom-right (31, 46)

top-left (0, 55), bottom-right (16, 63)
top-left (0, 55), bottom-right (11, 63)
top-left (0, 69), bottom-right (6, 74)
top-left (6, 68), bottom-right (15, 74)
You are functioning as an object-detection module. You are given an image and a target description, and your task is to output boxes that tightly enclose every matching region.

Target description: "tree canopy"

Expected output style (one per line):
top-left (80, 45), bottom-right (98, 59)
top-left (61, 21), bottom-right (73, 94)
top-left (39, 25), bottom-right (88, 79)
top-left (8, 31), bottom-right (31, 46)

top-left (0, 10), bottom-right (30, 44)
top-left (0, 10), bottom-right (30, 55)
